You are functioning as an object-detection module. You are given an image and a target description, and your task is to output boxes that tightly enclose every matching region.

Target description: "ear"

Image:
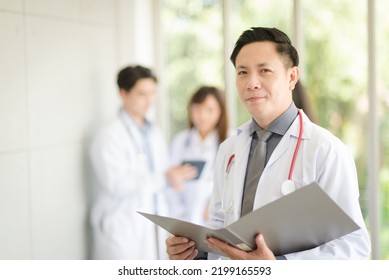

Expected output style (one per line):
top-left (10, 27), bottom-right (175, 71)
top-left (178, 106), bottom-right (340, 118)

top-left (288, 66), bottom-right (300, 91)
top-left (119, 89), bottom-right (129, 100)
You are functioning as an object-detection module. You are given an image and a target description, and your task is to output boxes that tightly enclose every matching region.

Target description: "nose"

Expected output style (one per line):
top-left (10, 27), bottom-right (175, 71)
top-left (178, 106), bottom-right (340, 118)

top-left (246, 74), bottom-right (261, 90)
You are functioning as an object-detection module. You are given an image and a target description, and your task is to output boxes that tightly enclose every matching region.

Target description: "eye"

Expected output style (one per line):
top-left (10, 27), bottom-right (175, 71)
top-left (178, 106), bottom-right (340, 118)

top-left (237, 70), bottom-right (247, 75)
top-left (260, 68), bottom-right (271, 73)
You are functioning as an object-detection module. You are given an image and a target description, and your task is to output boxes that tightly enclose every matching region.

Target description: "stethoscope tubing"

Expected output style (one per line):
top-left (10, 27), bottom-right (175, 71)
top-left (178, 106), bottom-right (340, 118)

top-left (288, 109), bottom-right (303, 180)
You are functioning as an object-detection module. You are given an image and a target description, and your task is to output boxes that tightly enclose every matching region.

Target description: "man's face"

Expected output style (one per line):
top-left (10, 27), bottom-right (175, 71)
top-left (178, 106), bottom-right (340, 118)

top-left (121, 78), bottom-right (156, 120)
top-left (235, 41), bottom-right (298, 127)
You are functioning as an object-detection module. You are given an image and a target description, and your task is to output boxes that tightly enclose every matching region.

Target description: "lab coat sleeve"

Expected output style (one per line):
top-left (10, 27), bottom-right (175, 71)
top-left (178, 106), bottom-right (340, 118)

top-left (169, 131), bottom-right (187, 166)
top-left (284, 139), bottom-right (371, 260)
top-left (89, 126), bottom-right (166, 198)
top-left (206, 138), bottom-right (237, 260)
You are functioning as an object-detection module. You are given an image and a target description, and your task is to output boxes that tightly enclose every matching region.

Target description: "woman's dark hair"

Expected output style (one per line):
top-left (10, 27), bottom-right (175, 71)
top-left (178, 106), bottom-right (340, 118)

top-left (117, 65), bottom-right (157, 92)
top-left (188, 86), bottom-right (228, 144)
top-left (293, 81), bottom-right (317, 123)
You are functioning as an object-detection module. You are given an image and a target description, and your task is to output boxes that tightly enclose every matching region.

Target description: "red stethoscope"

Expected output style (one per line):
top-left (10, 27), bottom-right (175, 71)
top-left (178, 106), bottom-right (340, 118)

top-left (226, 109), bottom-right (304, 196)
top-left (280, 109), bottom-right (303, 195)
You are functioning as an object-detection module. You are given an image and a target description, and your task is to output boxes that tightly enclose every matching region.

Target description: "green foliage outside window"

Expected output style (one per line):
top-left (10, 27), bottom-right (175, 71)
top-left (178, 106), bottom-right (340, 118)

top-left (162, 0), bottom-right (223, 138)
top-left (162, 0), bottom-right (389, 259)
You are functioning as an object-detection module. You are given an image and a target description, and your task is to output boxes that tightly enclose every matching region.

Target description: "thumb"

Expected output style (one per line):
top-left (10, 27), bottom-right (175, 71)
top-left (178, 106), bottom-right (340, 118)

top-left (255, 233), bottom-right (267, 250)
top-left (254, 233), bottom-right (276, 260)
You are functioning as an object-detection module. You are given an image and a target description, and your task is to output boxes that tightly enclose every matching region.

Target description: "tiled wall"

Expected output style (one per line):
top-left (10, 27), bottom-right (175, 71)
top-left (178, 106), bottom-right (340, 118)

top-left (0, 0), bottom-right (154, 259)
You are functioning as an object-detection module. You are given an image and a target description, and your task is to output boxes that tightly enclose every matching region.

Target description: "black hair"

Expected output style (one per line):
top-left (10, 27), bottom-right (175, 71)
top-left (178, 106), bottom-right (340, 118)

top-left (117, 65), bottom-right (157, 91)
top-left (230, 27), bottom-right (299, 68)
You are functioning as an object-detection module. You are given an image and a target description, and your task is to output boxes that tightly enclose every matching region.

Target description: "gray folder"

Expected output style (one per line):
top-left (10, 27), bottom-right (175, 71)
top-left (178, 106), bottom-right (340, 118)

top-left (138, 182), bottom-right (360, 256)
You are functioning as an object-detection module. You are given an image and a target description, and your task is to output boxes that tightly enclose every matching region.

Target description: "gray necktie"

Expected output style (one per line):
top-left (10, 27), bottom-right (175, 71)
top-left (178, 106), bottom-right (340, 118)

top-left (241, 129), bottom-right (273, 216)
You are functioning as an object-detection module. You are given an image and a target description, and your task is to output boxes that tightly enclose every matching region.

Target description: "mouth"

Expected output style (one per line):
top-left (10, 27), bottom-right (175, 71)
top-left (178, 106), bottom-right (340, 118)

top-left (245, 95), bottom-right (266, 102)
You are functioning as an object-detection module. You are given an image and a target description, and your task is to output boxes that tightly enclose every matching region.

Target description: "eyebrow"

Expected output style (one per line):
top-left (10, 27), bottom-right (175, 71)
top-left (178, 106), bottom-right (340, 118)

top-left (236, 63), bottom-right (270, 70)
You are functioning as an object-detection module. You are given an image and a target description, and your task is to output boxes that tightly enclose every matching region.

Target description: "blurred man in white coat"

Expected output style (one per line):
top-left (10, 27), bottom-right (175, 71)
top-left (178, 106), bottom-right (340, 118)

top-left (166, 27), bottom-right (371, 260)
top-left (90, 65), bottom-right (196, 259)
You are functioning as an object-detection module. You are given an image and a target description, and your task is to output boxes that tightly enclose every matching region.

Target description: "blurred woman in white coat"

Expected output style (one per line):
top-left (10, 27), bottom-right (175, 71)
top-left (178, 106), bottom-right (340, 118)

top-left (89, 65), bottom-right (196, 259)
top-left (167, 86), bottom-right (229, 225)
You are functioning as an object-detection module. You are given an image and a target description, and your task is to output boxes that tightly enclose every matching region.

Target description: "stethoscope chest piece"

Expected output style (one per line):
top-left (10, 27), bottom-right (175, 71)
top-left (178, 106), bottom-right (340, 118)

top-left (280, 109), bottom-right (303, 196)
top-left (281, 179), bottom-right (296, 196)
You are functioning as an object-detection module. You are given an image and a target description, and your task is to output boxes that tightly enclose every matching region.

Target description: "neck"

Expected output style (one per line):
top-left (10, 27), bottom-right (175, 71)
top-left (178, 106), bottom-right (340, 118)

top-left (132, 116), bottom-right (145, 128)
top-left (253, 112), bottom-right (281, 128)
top-left (123, 108), bottom-right (145, 128)
top-left (198, 129), bottom-right (212, 140)
top-left (254, 101), bottom-right (293, 128)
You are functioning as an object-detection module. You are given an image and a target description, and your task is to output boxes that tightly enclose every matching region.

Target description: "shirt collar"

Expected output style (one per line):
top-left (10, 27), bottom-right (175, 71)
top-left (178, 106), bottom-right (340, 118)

top-left (119, 108), bottom-right (152, 132)
top-left (250, 102), bottom-right (298, 136)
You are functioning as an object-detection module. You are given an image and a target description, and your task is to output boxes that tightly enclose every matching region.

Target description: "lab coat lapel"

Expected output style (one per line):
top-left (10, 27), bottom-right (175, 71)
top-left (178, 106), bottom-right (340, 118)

top-left (266, 111), bottom-right (311, 169)
top-left (232, 121), bottom-right (252, 219)
top-left (266, 129), bottom-right (294, 169)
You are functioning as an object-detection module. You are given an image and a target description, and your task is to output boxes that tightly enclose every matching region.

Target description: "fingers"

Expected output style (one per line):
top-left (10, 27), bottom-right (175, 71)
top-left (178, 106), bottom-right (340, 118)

top-left (169, 246), bottom-right (197, 260)
top-left (204, 234), bottom-right (276, 260)
top-left (166, 165), bottom-right (198, 191)
top-left (184, 248), bottom-right (199, 260)
top-left (205, 237), bottom-right (245, 260)
top-left (166, 235), bottom-right (187, 246)
top-left (180, 164), bottom-right (198, 179)
top-left (166, 235), bottom-right (197, 260)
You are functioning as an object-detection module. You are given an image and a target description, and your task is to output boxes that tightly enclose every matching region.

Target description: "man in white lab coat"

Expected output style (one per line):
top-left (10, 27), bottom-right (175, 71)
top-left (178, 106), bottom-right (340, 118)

top-left (166, 27), bottom-right (371, 260)
top-left (89, 65), bottom-right (196, 259)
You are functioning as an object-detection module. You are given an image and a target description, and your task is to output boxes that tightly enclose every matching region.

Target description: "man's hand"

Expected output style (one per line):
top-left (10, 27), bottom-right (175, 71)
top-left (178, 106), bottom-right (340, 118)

top-left (166, 164), bottom-right (198, 192)
top-left (204, 233), bottom-right (276, 260)
top-left (166, 235), bottom-right (198, 260)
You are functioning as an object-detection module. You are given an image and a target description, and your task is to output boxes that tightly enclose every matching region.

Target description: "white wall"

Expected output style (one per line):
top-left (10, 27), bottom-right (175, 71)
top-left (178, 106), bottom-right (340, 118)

top-left (0, 0), bottom-right (156, 259)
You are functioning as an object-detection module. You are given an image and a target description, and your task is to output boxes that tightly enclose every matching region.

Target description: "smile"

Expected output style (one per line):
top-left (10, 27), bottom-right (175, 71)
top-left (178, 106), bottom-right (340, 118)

top-left (245, 95), bottom-right (266, 101)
